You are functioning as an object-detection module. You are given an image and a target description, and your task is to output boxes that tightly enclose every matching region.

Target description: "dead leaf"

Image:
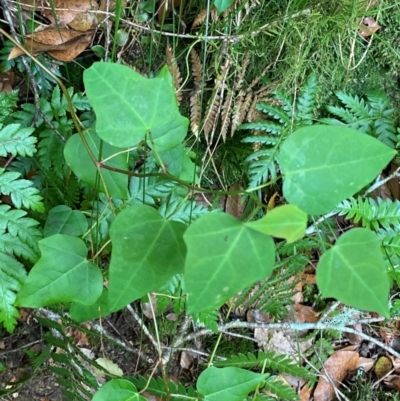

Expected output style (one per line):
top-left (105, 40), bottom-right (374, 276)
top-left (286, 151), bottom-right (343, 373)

top-left (356, 356), bottom-right (374, 372)
top-left (0, 70), bottom-right (15, 93)
top-left (180, 350), bottom-right (194, 369)
top-left (359, 16), bottom-right (381, 37)
top-left (8, 28), bottom-right (89, 59)
top-left (66, 323), bottom-right (91, 346)
top-left (48, 31), bottom-right (94, 61)
top-left (299, 383), bottom-right (311, 401)
top-left (313, 346), bottom-right (359, 401)
top-left (292, 304), bottom-right (319, 323)
top-left (94, 357), bottom-right (124, 377)
top-left (69, 11), bottom-right (98, 31)
top-left (42, 0), bottom-right (99, 26)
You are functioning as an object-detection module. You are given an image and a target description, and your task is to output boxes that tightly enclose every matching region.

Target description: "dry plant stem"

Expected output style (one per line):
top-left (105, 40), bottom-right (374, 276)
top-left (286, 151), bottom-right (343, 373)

top-left (36, 308), bottom-right (154, 364)
top-left (174, 320), bottom-right (400, 359)
top-left (0, 339), bottom-right (43, 355)
top-left (126, 304), bottom-right (159, 351)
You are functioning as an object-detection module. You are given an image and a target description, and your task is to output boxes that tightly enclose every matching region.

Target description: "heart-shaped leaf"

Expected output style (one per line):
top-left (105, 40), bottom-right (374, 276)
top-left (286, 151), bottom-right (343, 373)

top-left (16, 234), bottom-right (103, 307)
top-left (64, 128), bottom-right (128, 199)
top-left (316, 228), bottom-right (390, 317)
top-left (279, 125), bottom-right (396, 215)
top-left (197, 367), bottom-right (267, 401)
top-left (44, 205), bottom-right (88, 237)
top-left (213, 0), bottom-right (235, 14)
top-left (108, 204), bottom-right (187, 313)
top-left (184, 213), bottom-right (275, 313)
top-left (245, 204), bottom-right (307, 243)
top-left (70, 287), bottom-right (111, 322)
top-left (84, 63), bottom-right (188, 150)
top-left (92, 379), bottom-right (147, 401)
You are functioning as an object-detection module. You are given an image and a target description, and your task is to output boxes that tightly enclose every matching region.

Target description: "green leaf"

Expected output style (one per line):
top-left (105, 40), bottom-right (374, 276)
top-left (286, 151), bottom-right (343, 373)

top-left (0, 168), bottom-right (44, 212)
top-left (44, 205), bottom-right (88, 237)
top-left (92, 379), bottom-right (147, 401)
top-left (213, 0), bottom-right (235, 14)
top-left (279, 125), bottom-right (396, 215)
top-left (316, 228), bottom-right (390, 317)
top-left (184, 213), bottom-right (275, 313)
top-left (197, 367), bottom-right (267, 401)
top-left (0, 252), bottom-right (27, 333)
top-left (16, 234), bottom-right (103, 308)
top-left (64, 128), bottom-right (128, 199)
top-left (108, 204), bottom-right (186, 313)
top-left (70, 287), bottom-right (112, 322)
top-left (245, 205), bottom-right (307, 243)
top-left (0, 124), bottom-right (36, 157)
top-left (84, 63), bottom-right (188, 150)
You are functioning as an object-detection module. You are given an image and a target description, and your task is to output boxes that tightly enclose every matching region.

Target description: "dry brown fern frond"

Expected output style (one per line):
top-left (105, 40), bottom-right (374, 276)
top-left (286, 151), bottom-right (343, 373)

top-left (234, 52), bottom-right (250, 91)
top-left (247, 94), bottom-right (261, 122)
top-left (190, 90), bottom-right (201, 138)
top-left (220, 89), bottom-right (233, 141)
top-left (202, 60), bottom-right (231, 143)
top-left (189, 48), bottom-right (203, 138)
top-left (166, 43), bottom-right (182, 105)
top-left (190, 48), bottom-right (203, 87)
top-left (192, 7), bottom-right (218, 28)
top-left (203, 91), bottom-right (221, 142)
top-left (231, 90), bottom-right (253, 136)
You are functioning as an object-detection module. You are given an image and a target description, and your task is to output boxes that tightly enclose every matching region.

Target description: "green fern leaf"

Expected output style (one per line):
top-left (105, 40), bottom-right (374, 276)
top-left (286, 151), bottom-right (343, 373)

top-left (0, 204), bottom-right (42, 250)
top-left (0, 124), bottom-right (36, 157)
top-left (0, 233), bottom-right (39, 262)
top-left (158, 197), bottom-right (211, 224)
top-left (242, 135), bottom-right (280, 145)
top-left (0, 252), bottom-right (26, 332)
top-left (191, 310), bottom-right (219, 333)
top-left (296, 73), bottom-right (318, 124)
top-left (273, 89), bottom-right (293, 117)
top-left (263, 375), bottom-right (298, 400)
top-left (335, 197), bottom-right (400, 231)
top-left (37, 126), bottom-right (66, 177)
top-left (0, 168), bottom-right (44, 212)
top-left (255, 102), bottom-right (291, 126)
top-left (240, 120), bottom-right (283, 134)
top-left (335, 91), bottom-right (370, 119)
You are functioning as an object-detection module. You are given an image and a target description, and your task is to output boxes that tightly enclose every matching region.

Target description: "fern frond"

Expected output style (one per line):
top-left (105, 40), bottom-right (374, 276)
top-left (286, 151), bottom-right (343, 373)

top-left (0, 233), bottom-right (39, 262)
top-left (324, 90), bottom-right (397, 147)
top-left (0, 252), bottom-right (26, 332)
top-left (255, 102), bottom-right (291, 125)
top-left (166, 43), bottom-right (182, 105)
top-left (240, 121), bottom-right (283, 135)
top-left (334, 196), bottom-right (400, 231)
top-left (192, 9), bottom-right (207, 28)
top-left (335, 91), bottom-right (370, 119)
top-left (295, 73), bottom-right (318, 124)
top-left (190, 48), bottom-right (203, 88)
top-left (203, 90), bottom-right (221, 140)
top-left (0, 123), bottom-right (36, 157)
top-left (0, 168), bottom-right (44, 212)
top-left (221, 89), bottom-right (233, 141)
top-left (0, 204), bottom-right (42, 249)
top-left (191, 310), bottom-right (219, 333)
top-left (263, 375), bottom-right (298, 400)
top-left (272, 89), bottom-right (293, 117)
top-left (214, 350), bottom-right (312, 379)
top-left (37, 127), bottom-right (66, 177)
top-left (158, 197), bottom-right (210, 223)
